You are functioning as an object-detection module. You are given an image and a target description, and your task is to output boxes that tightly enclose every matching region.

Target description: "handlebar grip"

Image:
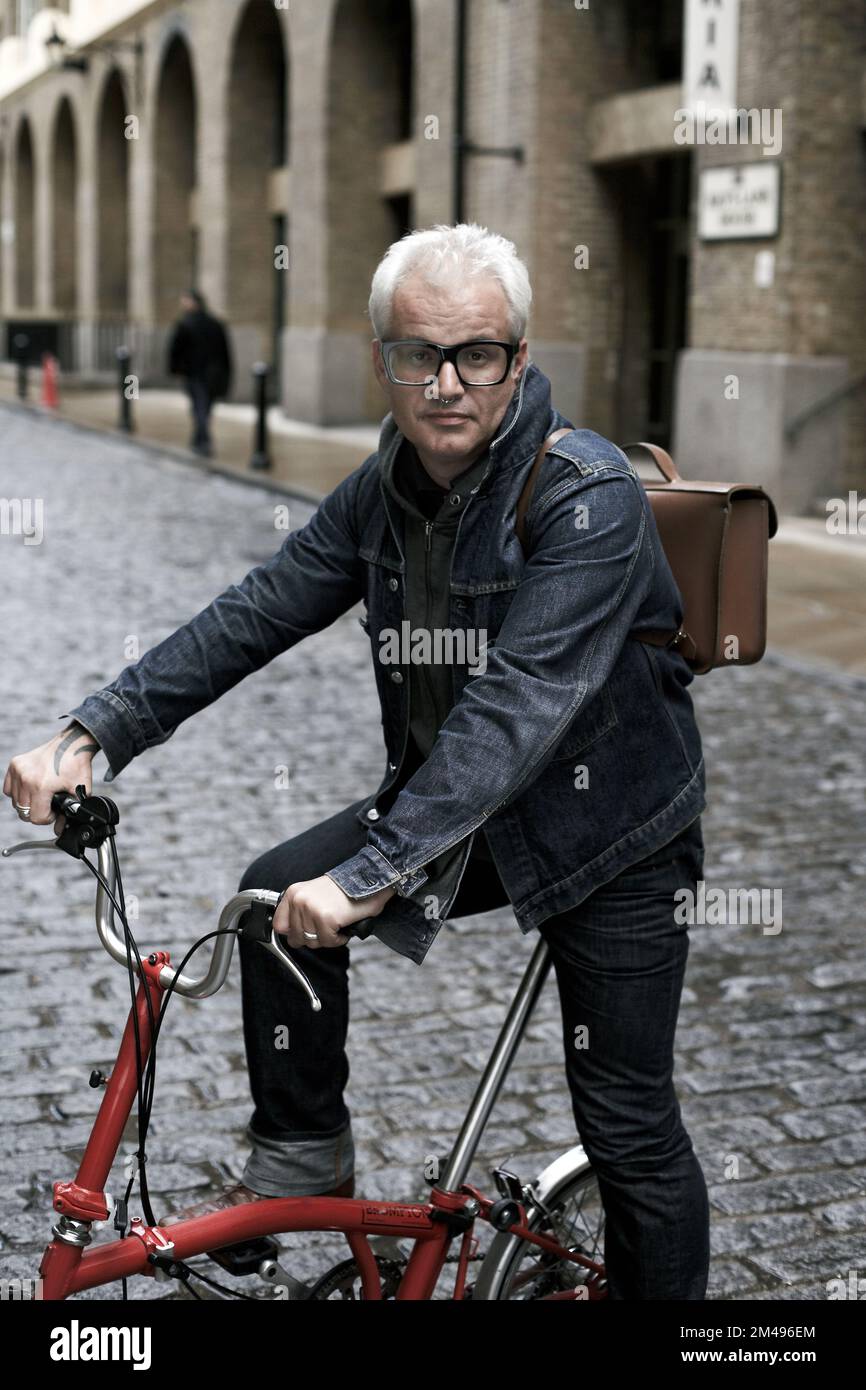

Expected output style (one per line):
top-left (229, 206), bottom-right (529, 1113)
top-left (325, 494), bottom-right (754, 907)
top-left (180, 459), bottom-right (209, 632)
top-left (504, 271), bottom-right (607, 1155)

top-left (339, 919), bottom-right (378, 942)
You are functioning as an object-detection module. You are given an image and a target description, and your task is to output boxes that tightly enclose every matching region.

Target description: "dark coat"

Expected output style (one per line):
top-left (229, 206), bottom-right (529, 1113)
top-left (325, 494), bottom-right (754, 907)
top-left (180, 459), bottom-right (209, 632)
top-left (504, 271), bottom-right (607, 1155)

top-left (167, 308), bottom-right (233, 400)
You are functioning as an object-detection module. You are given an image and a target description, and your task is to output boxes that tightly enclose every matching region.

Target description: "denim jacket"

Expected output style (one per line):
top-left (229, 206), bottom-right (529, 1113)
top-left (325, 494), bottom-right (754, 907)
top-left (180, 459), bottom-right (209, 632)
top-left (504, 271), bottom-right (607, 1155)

top-left (67, 361), bottom-right (706, 965)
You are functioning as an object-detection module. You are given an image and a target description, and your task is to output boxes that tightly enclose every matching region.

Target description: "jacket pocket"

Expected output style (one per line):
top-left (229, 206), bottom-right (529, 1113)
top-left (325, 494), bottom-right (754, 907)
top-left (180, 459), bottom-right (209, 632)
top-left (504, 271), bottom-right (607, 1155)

top-left (549, 682), bottom-right (618, 760)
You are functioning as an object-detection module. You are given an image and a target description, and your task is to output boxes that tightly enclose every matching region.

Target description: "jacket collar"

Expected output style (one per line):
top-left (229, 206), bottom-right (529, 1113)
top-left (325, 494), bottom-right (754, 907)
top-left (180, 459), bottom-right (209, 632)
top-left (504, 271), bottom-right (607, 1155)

top-left (380, 427), bottom-right (495, 524)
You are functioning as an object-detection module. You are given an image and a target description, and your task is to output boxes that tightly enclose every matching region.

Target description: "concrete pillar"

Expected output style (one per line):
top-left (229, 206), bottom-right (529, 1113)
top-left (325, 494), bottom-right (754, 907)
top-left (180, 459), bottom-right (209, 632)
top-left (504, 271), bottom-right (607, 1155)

top-left (674, 350), bottom-right (850, 515)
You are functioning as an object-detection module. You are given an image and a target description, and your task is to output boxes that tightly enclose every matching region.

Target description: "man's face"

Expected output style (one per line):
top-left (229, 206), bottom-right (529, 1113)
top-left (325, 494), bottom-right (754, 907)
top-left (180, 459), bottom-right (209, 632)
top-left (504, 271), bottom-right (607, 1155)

top-left (180, 294), bottom-right (196, 314)
top-left (371, 274), bottom-right (528, 479)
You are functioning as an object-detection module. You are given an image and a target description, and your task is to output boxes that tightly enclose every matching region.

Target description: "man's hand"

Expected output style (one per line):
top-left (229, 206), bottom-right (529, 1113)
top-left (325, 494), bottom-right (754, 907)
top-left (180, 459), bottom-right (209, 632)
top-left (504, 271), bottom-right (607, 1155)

top-left (3, 722), bottom-right (101, 832)
top-left (274, 874), bottom-right (397, 950)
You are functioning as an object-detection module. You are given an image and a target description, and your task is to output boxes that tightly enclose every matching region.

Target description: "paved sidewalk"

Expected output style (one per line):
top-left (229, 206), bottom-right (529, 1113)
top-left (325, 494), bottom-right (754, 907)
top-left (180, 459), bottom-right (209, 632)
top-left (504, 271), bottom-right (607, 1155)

top-left (0, 407), bottom-right (863, 1301)
top-left (0, 377), bottom-right (380, 503)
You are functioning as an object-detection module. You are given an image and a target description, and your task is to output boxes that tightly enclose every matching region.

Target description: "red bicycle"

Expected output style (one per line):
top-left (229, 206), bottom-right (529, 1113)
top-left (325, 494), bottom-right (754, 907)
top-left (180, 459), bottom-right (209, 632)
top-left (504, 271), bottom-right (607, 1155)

top-left (3, 788), bottom-right (607, 1301)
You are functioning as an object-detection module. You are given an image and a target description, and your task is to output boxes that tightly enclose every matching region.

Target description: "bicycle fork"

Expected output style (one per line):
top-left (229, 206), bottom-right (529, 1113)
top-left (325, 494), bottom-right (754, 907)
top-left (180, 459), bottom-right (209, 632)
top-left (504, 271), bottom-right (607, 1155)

top-left (39, 957), bottom-right (166, 1300)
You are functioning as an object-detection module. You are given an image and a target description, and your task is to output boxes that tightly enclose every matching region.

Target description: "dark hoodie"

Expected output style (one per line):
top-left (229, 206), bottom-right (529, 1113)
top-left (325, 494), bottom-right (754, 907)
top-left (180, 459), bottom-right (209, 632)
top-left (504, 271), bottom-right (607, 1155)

top-left (380, 431), bottom-right (496, 876)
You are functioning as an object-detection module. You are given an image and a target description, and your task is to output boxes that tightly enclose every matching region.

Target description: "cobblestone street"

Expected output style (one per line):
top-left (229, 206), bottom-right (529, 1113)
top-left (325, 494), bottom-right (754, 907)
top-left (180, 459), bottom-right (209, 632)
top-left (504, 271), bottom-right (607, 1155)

top-left (1, 407), bottom-right (864, 1302)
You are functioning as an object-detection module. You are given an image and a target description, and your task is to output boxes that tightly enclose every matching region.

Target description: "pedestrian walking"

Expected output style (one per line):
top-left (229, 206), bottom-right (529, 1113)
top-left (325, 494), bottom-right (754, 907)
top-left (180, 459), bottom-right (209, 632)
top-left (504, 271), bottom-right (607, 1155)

top-left (166, 289), bottom-right (233, 457)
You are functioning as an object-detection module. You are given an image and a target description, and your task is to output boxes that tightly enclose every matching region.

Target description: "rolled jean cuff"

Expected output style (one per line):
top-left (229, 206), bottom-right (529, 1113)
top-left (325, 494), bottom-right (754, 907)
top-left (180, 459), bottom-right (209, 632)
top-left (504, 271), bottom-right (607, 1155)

top-left (241, 1121), bottom-right (355, 1197)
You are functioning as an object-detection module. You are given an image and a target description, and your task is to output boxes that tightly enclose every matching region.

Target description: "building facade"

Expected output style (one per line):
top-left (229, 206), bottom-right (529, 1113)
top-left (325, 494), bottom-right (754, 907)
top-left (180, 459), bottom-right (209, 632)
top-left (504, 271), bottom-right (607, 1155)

top-left (0, 0), bottom-right (864, 511)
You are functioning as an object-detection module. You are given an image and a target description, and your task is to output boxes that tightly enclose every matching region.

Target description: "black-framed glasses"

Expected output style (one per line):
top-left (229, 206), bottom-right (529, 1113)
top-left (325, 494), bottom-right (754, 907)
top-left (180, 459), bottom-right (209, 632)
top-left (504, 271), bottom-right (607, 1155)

top-left (380, 338), bottom-right (519, 387)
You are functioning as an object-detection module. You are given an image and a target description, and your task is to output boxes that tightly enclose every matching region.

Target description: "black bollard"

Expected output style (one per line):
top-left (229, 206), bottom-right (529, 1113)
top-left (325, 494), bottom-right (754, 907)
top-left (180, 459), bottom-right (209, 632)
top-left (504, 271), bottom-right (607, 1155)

top-left (249, 360), bottom-right (271, 470)
top-left (13, 333), bottom-right (30, 400)
top-left (116, 344), bottom-right (134, 433)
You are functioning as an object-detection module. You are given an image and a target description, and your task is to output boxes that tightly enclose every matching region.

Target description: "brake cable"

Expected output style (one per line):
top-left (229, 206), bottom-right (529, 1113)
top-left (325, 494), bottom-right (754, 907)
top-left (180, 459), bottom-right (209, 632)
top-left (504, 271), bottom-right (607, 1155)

top-left (61, 793), bottom-right (253, 1297)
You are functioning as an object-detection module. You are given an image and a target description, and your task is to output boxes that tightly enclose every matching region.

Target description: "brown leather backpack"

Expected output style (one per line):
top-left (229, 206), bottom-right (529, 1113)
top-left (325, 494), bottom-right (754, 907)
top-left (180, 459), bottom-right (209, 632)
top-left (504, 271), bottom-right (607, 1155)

top-left (515, 430), bottom-right (778, 675)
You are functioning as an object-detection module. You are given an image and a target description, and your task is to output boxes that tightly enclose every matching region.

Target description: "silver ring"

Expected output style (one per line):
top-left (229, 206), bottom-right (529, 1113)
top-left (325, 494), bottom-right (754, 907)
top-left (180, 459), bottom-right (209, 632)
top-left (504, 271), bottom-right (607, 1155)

top-left (302, 930), bottom-right (319, 940)
top-left (14, 803), bottom-right (31, 818)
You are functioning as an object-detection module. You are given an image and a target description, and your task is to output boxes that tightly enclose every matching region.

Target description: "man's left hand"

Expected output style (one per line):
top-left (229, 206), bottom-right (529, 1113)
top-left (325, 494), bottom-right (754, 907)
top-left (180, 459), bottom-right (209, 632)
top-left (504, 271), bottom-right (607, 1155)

top-left (273, 874), bottom-right (397, 949)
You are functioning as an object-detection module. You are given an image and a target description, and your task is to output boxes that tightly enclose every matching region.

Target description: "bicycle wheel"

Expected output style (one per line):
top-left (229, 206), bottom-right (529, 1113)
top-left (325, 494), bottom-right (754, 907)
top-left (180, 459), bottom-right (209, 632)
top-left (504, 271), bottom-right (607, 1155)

top-left (472, 1152), bottom-right (607, 1300)
top-left (304, 1253), bottom-right (405, 1300)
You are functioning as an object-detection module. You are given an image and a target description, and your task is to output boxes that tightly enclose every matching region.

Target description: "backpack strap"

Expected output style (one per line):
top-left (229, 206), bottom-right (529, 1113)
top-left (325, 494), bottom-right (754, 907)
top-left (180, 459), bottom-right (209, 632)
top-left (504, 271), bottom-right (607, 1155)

top-left (515, 428), bottom-right (573, 552)
top-left (516, 429), bottom-right (696, 664)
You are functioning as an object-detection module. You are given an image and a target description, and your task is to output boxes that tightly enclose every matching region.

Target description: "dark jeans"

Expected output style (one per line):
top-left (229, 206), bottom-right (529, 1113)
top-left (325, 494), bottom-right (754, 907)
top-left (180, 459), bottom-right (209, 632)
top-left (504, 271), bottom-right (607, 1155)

top-left (236, 804), bottom-right (709, 1300)
top-left (186, 377), bottom-right (214, 452)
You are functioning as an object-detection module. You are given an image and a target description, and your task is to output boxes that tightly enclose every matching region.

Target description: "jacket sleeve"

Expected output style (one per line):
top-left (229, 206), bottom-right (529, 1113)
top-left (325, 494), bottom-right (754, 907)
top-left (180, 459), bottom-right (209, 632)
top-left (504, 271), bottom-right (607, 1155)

top-left (325, 467), bottom-right (655, 903)
top-left (167, 322), bottom-right (185, 376)
top-left (65, 462), bottom-right (369, 781)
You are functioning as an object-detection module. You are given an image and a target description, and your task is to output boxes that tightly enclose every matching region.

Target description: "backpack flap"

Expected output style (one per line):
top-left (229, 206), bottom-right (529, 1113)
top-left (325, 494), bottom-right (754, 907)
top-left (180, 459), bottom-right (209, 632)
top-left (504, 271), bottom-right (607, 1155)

top-left (625, 442), bottom-right (778, 674)
top-left (641, 480), bottom-right (774, 672)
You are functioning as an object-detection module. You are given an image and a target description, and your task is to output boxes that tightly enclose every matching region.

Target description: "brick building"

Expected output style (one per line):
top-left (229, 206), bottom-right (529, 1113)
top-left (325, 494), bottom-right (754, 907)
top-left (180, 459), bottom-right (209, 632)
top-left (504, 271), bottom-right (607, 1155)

top-left (0, 0), bottom-right (863, 510)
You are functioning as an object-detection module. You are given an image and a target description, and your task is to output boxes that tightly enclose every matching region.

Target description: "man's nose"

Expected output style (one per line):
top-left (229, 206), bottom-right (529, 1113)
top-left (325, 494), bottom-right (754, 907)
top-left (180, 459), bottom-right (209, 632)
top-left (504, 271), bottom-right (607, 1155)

top-left (436, 361), bottom-right (463, 397)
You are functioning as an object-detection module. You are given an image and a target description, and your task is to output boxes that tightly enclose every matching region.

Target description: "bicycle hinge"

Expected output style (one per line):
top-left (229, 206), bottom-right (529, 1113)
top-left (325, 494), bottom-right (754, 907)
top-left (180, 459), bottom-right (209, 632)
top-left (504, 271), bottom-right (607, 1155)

top-left (129, 1219), bottom-right (176, 1266)
top-left (53, 1180), bottom-right (111, 1224)
top-left (429, 1189), bottom-right (480, 1235)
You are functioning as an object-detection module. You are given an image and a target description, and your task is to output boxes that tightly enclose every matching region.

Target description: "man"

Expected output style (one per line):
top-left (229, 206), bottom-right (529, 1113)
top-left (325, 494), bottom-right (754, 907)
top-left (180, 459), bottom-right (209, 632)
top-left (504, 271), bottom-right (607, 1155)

top-left (166, 288), bottom-right (233, 457)
top-left (3, 223), bottom-right (709, 1299)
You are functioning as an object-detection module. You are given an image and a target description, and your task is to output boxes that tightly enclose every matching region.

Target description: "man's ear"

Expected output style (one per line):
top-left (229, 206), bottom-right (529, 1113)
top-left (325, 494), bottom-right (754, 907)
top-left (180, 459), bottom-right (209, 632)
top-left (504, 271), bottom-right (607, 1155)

top-left (513, 337), bottom-right (529, 380)
top-left (371, 339), bottom-right (387, 390)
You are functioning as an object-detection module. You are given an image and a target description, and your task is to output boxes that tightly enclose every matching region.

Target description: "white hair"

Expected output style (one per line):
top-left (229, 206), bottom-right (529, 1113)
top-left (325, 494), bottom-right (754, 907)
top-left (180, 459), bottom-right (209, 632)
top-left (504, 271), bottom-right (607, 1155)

top-left (368, 222), bottom-right (532, 342)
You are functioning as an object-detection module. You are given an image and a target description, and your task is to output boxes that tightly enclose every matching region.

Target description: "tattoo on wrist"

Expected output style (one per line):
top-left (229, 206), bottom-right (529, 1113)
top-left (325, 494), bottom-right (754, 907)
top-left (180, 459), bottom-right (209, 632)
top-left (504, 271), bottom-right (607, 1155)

top-left (54, 722), bottom-right (100, 775)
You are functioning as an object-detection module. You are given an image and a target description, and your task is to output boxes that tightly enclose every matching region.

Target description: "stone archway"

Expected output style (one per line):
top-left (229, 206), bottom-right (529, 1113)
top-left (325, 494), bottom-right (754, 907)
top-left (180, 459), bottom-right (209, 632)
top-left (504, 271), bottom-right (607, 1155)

top-left (154, 34), bottom-right (197, 323)
top-left (0, 144), bottom-right (5, 315)
top-left (227, 0), bottom-right (288, 367)
top-left (96, 70), bottom-right (129, 317)
top-left (15, 118), bottom-right (35, 309)
top-left (52, 97), bottom-right (77, 313)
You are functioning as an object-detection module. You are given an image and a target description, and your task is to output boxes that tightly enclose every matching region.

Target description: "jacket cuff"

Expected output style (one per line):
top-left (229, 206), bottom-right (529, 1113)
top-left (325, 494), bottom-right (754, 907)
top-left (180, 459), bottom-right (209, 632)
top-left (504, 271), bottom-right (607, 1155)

top-left (326, 845), bottom-right (429, 901)
top-left (60, 691), bottom-right (148, 783)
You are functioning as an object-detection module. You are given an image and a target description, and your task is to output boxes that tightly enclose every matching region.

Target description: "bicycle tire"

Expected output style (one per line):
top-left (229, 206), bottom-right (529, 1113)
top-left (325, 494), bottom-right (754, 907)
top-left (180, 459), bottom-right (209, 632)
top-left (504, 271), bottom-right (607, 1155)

top-left (471, 1148), bottom-right (607, 1301)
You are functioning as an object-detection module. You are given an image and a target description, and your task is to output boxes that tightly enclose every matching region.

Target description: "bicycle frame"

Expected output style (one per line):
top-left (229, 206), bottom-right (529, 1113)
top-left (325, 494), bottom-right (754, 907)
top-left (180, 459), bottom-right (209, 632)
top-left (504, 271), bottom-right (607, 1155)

top-left (38, 935), bottom-right (606, 1300)
top-left (5, 800), bottom-right (603, 1301)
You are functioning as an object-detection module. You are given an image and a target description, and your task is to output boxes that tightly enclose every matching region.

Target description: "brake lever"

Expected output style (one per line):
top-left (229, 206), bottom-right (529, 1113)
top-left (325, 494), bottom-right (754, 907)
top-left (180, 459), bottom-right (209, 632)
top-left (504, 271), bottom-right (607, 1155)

top-left (239, 896), bottom-right (323, 1013)
top-left (2, 838), bottom-right (62, 857)
top-left (260, 934), bottom-right (323, 1012)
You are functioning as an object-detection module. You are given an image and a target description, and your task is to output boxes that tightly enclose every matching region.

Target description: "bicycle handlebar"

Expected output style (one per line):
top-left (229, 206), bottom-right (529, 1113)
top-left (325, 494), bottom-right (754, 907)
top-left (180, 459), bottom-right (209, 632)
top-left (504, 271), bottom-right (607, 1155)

top-left (2, 791), bottom-right (323, 1011)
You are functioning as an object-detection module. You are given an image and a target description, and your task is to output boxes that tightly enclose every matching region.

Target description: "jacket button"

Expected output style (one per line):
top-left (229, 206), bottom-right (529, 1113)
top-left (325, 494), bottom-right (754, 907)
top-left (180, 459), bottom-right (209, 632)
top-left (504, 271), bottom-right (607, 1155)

top-left (367, 808), bottom-right (380, 821)
top-left (449, 494), bottom-right (460, 506)
top-left (388, 577), bottom-right (399, 591)
top-left (390, 670), bottom-right (403, 684)
top-left (389, 761), bottom-right (396, 771)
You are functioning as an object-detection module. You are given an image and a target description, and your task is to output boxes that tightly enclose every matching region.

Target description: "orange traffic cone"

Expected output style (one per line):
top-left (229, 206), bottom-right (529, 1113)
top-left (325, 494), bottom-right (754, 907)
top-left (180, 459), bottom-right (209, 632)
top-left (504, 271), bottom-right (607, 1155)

top-left (41, 353), bottom-right (60, 410)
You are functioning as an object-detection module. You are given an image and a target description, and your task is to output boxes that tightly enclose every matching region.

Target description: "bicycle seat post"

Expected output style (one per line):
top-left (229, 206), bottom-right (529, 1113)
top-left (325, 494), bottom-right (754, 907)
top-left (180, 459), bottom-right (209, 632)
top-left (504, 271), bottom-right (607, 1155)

top-left (439, 935), bottom-right (552, 1192)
